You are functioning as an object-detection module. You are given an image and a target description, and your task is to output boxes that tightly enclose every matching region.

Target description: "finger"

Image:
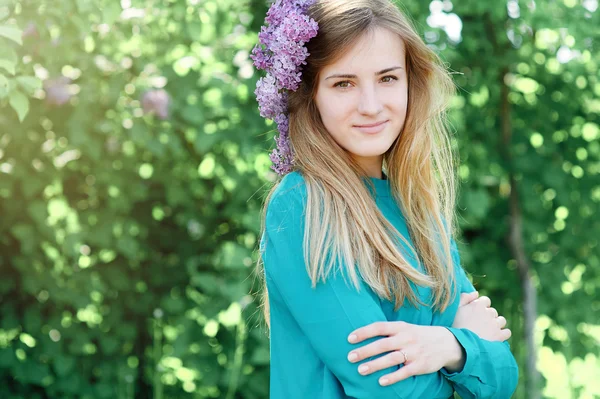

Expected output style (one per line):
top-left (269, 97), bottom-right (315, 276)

top-left (458, 293), bottom-right (470, 307)
top-left (357, 350), bottom-right (408, 375)
top-left (348, 321), bottom-right (405, 344)
top-left (474, 296), bottom-right (491, 307)
top-left (488, 307), bottom-right (499, 318)
top-left (379, 363), bottom-right (419, 386)
top-left (348, 336), bottom-right (399, 363)
top-left (500, 328), bottom-right (512, 341)
top-left (458, 291), bottom-right (479, 307)
top-left (496, 316), bottom-right (507, 328)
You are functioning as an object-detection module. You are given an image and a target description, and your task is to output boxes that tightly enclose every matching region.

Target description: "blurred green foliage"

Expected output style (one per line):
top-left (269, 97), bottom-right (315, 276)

top-left (0, 0), bottom-right (598, 398)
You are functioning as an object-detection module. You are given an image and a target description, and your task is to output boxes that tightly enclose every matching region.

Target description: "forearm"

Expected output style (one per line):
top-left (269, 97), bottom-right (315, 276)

top-left (438, 326), bottom-right (466, 373)
top-left (441, 328), bottom-right (519, 399)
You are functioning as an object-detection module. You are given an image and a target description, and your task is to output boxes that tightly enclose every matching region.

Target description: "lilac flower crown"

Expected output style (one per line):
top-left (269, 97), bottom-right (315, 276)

top-left (251, 0), bottom-right (319, 176)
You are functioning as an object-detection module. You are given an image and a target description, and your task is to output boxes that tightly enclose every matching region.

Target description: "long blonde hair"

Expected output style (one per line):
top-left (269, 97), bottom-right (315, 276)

top-left (254, 0), bottom-right (459, 329)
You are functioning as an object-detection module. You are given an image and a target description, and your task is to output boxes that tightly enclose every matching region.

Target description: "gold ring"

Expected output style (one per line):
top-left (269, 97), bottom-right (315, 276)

top-left (400, 350), bottom-right (408, 363)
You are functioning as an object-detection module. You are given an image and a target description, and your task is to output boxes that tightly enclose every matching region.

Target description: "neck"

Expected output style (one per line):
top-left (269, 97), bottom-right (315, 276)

top-left (352, 155), bottom-right (383, 179)
top-left (370, 170), bottom-right (384, 179)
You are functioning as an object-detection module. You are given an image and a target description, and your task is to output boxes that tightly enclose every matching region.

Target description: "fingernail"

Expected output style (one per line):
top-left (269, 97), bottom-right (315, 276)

top-left (379, 378), bottom-right (389, 386)
top-left (358, 364), bottom-right (369, 374)
top-left (348, 352), bottom-right (358, 362)
top-left (348, 334), bottom-right (357, 343)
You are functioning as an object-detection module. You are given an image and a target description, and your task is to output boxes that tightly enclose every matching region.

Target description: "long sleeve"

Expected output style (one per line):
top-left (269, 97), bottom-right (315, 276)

top-left (440, 240), bottom-right (519, 398)
top-left (262, 184), bottom-right (455, 399)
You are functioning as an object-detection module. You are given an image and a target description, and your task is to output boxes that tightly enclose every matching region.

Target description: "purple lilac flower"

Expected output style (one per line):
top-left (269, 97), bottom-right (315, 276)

top-left (255, 74), bottom-right (287, 119)
top-left (251, 0), bottom-right (318, 176)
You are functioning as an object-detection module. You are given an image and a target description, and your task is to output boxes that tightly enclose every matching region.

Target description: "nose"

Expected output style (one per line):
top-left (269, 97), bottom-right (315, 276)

top-left (357, 84), bottom-right (383, 116)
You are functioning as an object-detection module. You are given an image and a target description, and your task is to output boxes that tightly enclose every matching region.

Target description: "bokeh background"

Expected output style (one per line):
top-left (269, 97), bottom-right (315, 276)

top-left (0, 0), bottom-right (599, 398)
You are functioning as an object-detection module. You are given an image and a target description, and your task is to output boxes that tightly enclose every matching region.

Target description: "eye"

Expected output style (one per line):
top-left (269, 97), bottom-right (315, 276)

top-left (333, 80), bottom-right (352, 89)
top-left (381, 75), bottom-right (398, 83)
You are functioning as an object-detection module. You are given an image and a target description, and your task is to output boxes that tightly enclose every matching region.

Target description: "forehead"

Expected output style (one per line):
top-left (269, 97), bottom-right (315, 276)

top-left (321, 27), bottom-right (406, 76)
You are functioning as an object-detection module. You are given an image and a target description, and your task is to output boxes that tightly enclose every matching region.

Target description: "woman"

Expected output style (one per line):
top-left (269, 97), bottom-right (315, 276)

top-left (253, 0), bottom-right (519, 397)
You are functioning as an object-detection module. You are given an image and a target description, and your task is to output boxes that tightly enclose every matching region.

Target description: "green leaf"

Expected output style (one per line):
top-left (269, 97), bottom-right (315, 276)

top-left (101, 2), bottom-right (122, 26)
top-left (0, 9), bottom-right (9, 21)
top-left (250, 346), bottom-right (270, 365)
top-left (76, 0), bottom-right (94, 13)
top-left (0, 46), bottom-right (17, 75)
top-left (23, 362), bottom-right (51, 385)
top-left (94, 382), bottom-right (116, 398)
top-left (0, 72), bottom-right (8, 95)
top-left (8, 89), bottom-right (29, 122)
top-left (23, 307), bottom-right (42, 332)
top-left (99, 335), bottom-right (120, 355)
top-left (53, 355), bottom-right (76, 377)
top-left (0, 59), bottom-right (15, 75)
top-left (16, 76), bottom-right (41, 95)
top-left (464, 188), bottom-right (491, 219)
top-left (0, 348), bottom-right (15, 368)
top-left (191, 272), bottom-right (220, 294)
top-left (0, 25), bottom-right (22, 45)
top-left (0, 276), bottom-right (14, 294)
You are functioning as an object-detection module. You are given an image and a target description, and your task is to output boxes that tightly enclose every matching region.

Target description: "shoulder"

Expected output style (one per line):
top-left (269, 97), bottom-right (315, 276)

top-left (268, 170), bottom-right (308, 211)
top-left (264, 171), bottom-right (309, 239)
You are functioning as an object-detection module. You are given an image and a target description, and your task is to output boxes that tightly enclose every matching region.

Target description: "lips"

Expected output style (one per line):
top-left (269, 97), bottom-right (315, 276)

top-left (354, 120), bottom-right (388, 128)
top-left (353, 120), bottom-right (389, 134)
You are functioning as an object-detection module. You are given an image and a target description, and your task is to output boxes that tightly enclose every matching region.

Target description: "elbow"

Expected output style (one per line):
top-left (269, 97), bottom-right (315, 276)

top-left (499, 350), bottom-right (519, 399)
top-left (461, 364), bottom-right (519, 399)
top-left (488, 364), bottom-right (519, 399)
top-left (491, 342), bottom-right (519, 399)
top-left (503, 363), bottom-right (519, 399)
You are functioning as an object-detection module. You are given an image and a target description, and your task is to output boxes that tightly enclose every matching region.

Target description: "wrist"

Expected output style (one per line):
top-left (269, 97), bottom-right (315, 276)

top-left (441, 327), bottom-right (466, 373)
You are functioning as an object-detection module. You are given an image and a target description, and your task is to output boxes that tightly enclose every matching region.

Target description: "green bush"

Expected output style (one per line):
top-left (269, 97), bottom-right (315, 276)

top-left (0, 0), bottom-right (598, 398)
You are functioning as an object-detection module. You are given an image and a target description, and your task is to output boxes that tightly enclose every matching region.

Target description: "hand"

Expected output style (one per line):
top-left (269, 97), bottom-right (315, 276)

top-left (346, 322), bottom-right (464, 386)
top-left (452, 293), bottom-right (511, 342)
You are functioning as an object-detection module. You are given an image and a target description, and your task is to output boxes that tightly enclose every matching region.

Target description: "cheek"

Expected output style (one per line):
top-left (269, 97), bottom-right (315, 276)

top-left (396, 98), bottom-right (408, 114)
top-left (315, 101), bottom-right (350, 144)
top-left (317, 99), bottom-right (344, 127)
top-left (389, 87), bottom-right (409, 108)
top-left (321, 97), bottom-right (354, 124)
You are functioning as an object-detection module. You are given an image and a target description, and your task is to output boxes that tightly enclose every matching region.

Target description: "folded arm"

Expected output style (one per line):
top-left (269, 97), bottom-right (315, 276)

top-left (441, 240), bottom-right (519, 399)
top-left (262, 184), bottom-right (454, 399)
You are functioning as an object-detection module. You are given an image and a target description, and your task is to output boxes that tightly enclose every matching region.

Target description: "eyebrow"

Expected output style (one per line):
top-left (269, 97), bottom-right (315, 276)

top-left (325, 66), bottom-right (403, 80)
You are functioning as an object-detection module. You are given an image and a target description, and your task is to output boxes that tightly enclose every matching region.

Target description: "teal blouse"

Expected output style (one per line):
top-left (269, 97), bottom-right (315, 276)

top-left (260, 171), bottom-right (518, 398)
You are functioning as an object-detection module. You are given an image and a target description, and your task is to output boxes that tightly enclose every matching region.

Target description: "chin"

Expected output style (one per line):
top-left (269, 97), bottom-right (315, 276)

top-left (354, 142), bottom-right (395, 156)
top-left (348, 147), bottom-right (391, 159)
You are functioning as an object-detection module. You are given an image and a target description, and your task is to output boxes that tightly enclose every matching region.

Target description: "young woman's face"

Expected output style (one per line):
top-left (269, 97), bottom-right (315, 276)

top-left (315, 27), bottom-right (408, 177)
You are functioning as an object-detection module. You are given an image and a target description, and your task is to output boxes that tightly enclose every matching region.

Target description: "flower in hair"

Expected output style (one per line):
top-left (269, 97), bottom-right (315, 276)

top-left (251, 0), bottom-right (319, 176)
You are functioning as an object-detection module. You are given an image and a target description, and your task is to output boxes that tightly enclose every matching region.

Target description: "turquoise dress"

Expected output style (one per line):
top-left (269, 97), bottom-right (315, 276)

top-left (260, 171), bottom-right (518, 398)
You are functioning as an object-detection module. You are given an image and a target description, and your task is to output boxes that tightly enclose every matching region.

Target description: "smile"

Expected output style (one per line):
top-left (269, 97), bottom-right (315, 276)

top-left (353, 120), bottom-right (389, 134)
